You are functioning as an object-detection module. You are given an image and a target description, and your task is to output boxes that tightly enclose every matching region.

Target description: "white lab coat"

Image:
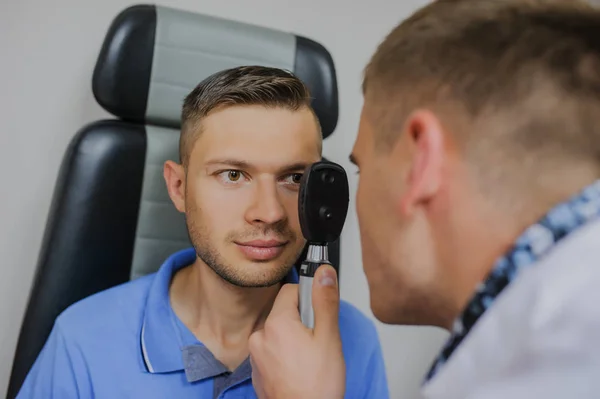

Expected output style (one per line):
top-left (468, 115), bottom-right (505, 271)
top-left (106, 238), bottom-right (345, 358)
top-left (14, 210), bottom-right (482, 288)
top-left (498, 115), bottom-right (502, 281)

top-left (421, 217), bottom-right (600, 399)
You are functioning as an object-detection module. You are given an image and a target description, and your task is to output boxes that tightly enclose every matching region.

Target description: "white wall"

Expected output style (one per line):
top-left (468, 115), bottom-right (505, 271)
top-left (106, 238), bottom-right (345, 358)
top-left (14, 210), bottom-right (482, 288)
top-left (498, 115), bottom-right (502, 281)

top-left (0, 0), bottom-right (448, 397)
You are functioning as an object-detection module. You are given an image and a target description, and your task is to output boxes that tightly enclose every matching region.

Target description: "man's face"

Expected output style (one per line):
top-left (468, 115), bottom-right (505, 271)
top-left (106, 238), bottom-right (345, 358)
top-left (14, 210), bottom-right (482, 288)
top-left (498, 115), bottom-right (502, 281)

top-left (182, 105), bottom-right (321, 287)
top-left (352, 104), bottom-right (444, 325)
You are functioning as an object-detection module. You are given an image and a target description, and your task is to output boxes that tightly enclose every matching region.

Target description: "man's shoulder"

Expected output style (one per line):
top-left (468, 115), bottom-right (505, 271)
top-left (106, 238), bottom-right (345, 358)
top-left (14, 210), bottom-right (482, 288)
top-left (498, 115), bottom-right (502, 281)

top-left (500, 218), bottom-right (600, 331)
top-left (423, 223), bottom-right (600, 399)
top-left (337, 300), bottom-right (389, 396)
top-left (338, 299), bottom-right (380, 346)
top-left (55, 273), bottom-right (156, 340)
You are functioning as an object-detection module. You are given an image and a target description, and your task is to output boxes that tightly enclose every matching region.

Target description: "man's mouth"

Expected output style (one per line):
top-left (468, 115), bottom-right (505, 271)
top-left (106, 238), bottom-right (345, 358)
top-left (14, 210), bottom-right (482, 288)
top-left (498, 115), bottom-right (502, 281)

top-left (235, 239), bottom-right (288, 261)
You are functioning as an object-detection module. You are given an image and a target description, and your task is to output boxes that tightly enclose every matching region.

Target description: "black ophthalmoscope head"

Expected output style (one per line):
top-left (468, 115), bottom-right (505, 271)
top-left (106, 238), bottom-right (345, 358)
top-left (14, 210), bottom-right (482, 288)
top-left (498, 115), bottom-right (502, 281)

top-left (298, 160), bottom-right (350, 247)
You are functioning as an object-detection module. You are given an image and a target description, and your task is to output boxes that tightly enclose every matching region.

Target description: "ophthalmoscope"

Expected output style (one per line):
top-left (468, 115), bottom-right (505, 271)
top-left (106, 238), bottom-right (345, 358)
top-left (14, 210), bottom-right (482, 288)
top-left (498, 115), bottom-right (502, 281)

top-left (297, 160), bottom-right (349, 329)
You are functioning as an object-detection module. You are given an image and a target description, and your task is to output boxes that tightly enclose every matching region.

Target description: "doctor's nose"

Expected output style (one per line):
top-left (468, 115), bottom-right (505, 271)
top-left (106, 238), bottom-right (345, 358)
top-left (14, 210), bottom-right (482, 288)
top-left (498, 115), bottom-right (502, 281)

top-left (245, 181), bottom-right (287, 225)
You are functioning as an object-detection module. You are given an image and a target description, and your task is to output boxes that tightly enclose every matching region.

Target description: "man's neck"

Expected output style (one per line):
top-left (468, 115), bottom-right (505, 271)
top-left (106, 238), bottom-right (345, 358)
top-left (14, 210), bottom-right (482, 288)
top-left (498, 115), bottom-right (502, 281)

top-left (443, 178), bottom-right (597, 328)
top-left (169, 258), bottom-right (281, 370)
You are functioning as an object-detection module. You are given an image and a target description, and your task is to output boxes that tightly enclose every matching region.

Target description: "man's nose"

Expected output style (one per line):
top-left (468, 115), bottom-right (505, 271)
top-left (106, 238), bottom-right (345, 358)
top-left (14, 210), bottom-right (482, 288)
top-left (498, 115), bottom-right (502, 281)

top-left (245, 179), bottom-right (287, 225)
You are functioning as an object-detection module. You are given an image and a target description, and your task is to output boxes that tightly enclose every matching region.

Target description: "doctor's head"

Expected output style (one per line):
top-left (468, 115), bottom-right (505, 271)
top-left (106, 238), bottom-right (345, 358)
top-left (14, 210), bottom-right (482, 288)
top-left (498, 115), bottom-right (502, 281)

top-left (164, 66), bottom-right (322, 288)
top-left (352, 0), bottom-right (600, 328)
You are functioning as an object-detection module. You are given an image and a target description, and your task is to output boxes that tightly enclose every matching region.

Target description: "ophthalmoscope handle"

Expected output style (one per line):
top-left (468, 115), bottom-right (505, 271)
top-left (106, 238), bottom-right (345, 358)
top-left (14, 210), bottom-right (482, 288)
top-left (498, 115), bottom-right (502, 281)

top-left (299, 245), bottom-right (331, 329)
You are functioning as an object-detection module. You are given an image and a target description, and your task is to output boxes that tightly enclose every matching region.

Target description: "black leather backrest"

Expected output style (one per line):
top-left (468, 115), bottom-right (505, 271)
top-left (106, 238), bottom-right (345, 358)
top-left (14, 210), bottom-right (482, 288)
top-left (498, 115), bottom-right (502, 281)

top-left (92, 4), bottom-right (339, 137)
top-left (8, 5), bottom-right (340, 397)
top-left (7, 120), bottom-right (147, 398)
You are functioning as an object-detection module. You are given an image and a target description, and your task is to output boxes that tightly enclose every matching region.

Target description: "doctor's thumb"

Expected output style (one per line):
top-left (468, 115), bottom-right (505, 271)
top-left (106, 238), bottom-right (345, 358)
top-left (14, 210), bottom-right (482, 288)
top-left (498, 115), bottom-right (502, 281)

top-left (312, 264), bottom-right (341, 339)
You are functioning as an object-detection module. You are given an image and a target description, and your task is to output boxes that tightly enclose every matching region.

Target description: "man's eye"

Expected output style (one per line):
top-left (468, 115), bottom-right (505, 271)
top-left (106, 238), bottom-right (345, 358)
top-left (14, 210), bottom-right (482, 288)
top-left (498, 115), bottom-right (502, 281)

top-left (283, 173), bottom-right (303, 185)
top-left (227, 170), bottom-right (241, 181)
top-left (217, 170), bottom-right (245, 183)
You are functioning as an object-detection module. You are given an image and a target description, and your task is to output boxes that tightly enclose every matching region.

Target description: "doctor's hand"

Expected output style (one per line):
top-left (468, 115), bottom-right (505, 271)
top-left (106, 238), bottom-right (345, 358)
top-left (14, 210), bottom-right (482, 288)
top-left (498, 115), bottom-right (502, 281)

top-left (249, 264), bottom-right (345, 399)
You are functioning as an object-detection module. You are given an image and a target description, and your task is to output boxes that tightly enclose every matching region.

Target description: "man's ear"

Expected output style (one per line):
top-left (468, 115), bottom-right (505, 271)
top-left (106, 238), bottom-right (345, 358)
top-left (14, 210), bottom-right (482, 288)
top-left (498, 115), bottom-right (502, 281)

top-left (164, 160), bottom-right (186, 213)
top-left (395, 109), bottom-right (445, 215)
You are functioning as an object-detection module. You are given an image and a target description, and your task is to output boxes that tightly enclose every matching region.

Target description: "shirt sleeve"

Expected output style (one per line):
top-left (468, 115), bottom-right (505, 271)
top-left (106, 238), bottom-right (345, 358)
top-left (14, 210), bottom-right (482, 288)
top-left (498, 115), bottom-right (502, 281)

top-left (16, 321), bottom-right (90, 398)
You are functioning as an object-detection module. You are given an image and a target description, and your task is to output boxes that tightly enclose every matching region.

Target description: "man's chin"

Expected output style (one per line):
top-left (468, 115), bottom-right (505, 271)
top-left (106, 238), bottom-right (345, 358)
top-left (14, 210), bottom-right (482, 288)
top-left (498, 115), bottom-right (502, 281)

top-left (370, 301), bottom-right (401, 325)
top-left (369, 293), bottom-right (416, 325)
top-left (221, 259), bottom-right (295, 287)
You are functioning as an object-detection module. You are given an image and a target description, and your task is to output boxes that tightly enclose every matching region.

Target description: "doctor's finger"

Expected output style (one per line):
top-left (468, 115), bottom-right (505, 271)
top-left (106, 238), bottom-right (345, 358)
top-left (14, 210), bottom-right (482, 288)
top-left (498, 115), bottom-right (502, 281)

top-left (249, 356), bottom-right (266, 399)
top-left (248, 329), bottom-right (266, 357)
top-left (267, 283), bottom-right (300, 321)
top-left (312, 264), bottom-right (341, 340)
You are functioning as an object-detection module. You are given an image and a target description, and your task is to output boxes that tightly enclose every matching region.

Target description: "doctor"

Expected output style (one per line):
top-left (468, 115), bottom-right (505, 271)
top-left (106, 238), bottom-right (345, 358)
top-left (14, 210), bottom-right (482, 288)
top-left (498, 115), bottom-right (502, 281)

top-left (248, 0), bottom-right (600, 398)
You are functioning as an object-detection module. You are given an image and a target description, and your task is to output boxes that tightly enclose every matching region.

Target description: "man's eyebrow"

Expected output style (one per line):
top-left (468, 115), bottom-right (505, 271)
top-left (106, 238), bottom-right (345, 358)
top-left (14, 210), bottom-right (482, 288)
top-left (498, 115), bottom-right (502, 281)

top-left (205, 159), bottom-right (251, 169)
top-left (349, 153), bottom-right (358, 166)
top-left (205, 159), bottom-right (310, 173)
top-left (280, 162), bottom-right (311, 174)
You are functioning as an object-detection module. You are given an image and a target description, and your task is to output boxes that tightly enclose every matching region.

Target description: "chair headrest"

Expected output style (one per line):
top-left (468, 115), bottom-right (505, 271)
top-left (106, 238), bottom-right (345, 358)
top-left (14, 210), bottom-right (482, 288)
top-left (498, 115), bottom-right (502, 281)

top-left (92, 4), bottom-right (339, 138)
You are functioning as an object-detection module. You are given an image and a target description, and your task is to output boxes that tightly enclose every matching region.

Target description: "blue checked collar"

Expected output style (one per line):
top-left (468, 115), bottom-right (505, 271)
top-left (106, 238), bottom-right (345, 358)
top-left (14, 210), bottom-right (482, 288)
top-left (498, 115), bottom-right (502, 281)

top-left (425, 180), bottom-right (600, 382)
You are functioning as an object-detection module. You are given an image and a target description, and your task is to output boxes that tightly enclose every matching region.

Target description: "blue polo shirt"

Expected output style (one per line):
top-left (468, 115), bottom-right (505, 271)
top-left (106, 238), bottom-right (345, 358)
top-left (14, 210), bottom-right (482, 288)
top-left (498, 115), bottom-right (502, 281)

top-left (17, 248), bottom-right (389, 398)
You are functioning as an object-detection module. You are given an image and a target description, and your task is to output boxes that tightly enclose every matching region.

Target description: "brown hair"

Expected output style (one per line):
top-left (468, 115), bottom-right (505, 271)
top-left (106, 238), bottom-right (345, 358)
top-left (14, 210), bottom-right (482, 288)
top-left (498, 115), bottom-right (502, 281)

top-left (180, 65), bottom-right (318, 167)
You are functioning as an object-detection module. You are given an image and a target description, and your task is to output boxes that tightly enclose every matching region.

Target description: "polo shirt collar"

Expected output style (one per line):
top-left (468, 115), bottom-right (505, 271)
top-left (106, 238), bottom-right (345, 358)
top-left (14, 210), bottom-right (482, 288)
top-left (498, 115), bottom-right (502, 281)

top-left (139, 247), bottom-right (299, 378)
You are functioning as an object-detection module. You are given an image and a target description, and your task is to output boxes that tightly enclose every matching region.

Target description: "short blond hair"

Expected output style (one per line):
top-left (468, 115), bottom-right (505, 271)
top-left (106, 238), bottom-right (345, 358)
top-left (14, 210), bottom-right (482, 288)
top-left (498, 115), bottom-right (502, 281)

top-left (363, 0), bottom-right (600, 206)
top-left (364, 0), bottom-right (600, 150)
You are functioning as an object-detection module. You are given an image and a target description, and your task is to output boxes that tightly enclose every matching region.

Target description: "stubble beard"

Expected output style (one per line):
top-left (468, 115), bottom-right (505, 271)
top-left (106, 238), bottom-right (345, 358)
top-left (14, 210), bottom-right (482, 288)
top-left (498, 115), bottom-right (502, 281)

top-left (184, 201), bottom-right (305, 288)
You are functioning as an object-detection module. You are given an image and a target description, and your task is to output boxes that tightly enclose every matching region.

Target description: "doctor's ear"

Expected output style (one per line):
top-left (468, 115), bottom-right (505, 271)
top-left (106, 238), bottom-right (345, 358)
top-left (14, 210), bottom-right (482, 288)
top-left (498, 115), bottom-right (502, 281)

top-left (396, 109), bottom-right (445, 215)
top-left (164, 160), bottom-right (186, 213)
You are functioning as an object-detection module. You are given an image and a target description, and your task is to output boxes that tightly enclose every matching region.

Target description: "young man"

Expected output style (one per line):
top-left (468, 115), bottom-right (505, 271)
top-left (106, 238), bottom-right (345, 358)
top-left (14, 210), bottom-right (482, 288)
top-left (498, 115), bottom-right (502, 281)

top-left (249, 1), bottom-right (600, 398)
top-left (16, 66), bottom-right (389, 398)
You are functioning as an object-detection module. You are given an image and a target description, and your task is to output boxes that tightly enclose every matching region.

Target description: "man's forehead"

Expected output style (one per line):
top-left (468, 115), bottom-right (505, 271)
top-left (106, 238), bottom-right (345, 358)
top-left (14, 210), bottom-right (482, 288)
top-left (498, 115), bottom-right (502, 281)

top-left (204, 105), bottom-right (318, 133)
top-left (351, 106), bottom-right (375, 160)
top-left (190, 106), bottom-right (321, 166)
top-left (199, 133), bottom-right (319, 163)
